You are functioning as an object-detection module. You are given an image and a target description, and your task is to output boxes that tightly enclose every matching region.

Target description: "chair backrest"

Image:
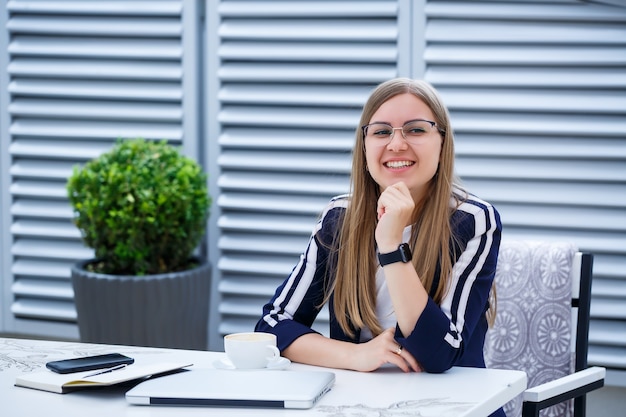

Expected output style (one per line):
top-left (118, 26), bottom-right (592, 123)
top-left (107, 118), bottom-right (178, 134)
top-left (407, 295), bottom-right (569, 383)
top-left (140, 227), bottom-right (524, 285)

top-left (484, 240), bottom-right (593, 417)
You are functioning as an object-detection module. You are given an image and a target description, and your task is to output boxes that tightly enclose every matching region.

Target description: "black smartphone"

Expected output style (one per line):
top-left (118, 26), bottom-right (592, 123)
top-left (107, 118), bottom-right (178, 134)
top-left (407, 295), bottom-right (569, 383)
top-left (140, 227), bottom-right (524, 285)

top-left (45, 353), bottom-right (134, 374)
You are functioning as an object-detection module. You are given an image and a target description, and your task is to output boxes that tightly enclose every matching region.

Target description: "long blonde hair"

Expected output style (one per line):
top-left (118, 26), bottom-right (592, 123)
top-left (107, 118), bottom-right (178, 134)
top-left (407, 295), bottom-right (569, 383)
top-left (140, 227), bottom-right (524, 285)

top-left (328, 78), bottom-right (463, 337)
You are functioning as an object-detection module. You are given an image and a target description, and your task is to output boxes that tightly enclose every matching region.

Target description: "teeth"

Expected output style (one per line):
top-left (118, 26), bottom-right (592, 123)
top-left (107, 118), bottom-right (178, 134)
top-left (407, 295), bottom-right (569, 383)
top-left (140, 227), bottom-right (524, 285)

top-left (385, 161), bottom-right (413, 168)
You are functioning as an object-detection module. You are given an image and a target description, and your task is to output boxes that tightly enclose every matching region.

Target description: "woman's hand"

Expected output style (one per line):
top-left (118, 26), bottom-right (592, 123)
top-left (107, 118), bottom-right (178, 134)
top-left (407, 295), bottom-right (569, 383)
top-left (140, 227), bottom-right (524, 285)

top-left (350, 328), bottom-right (421, 373)
top-left (376, 182), bottom-right (415, 252)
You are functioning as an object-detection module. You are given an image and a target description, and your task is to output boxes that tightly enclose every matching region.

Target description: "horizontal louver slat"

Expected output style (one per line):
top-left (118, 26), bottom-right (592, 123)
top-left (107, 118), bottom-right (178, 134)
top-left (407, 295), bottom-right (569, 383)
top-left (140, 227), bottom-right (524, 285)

top-left (427, 66), bottom-right (626, 87)
top-left (10, 37), bottom-right (182, 58)
top-left (219, 44), bottom-right (397, 63)
top-left (593, 278), bottom-right (626, 297)
top-left (218, 193), bottom-right (332, 214)
top-left (10, 99), bottom-right (182, 121)
top-left (12, 259), bottom-right (75, 279)
top-left (10, 140), bottom-right (118, 160)
top-left (219, 213), bottom-right (316, 235)
top-left (219, 84), bottom-right (371, 106)
top-left (11, 220), bottom-right (80, 239)
top-left (219, 256), bottom-right (297, 277)
top-left (10, 120), bottom-right (183, 140)
top-left (588, 346), bottom-right (626, 369)
top-left (457, 158), bottom-right (625, 182)
top-left (495, 204), bottom-right (625, 232)
top-left (218, 172), bottom-right (349, 195)
top-left (12, 239), bottom-right (92, 259)
top-left (8, 16), bottom-right (182, 36)
top-left (441, 89), bottom-right (626, 114)
top-left (426, 45), bottom-right (626, 65)
top-left (6, 1), bottom-right (182, 15)
top-left (589, 321), bottom-right (626, 347)
top-left (465, 179), bottom-right (626, 208)
top-left (11, 299), bottom-right (76, 321)
top-left (427, 21), bottom-right (626, 44)
top-left (426, 2), bottom-right (626, 20)
top-left (9, 59), bottom-right (182, 80)
top-left (455, 134), bottom-right (626, 159)
top-left (12, 280), bottom-right (73, 300)
top-left (219, 152), bottom-right (351, 174)
top-left (12, 200), bottom-right (72, 219)
top-left (219, 62), bottom-right (397, 81)
top-left (218, 1), bottom-right (397, 17)
top-left (10, 79), bottom-right (182, 100)
top-left (219, 20), bottom-right (397, 41)
top-left (219, 234), bottom-right (310, 256)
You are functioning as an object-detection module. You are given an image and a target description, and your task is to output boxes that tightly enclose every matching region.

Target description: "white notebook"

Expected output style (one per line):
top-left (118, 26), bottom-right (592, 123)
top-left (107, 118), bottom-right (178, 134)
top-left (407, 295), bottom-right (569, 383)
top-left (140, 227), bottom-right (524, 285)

top-left (15, 362), bottom-right (192, 394)
top-left (126, 368), bottom-right (335, 409)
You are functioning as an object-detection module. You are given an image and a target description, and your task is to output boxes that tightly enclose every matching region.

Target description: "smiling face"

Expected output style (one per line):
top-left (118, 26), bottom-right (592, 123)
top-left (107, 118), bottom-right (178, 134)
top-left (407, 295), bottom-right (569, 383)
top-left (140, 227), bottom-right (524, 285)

top-left (364, 93), bottom-right (443, 203)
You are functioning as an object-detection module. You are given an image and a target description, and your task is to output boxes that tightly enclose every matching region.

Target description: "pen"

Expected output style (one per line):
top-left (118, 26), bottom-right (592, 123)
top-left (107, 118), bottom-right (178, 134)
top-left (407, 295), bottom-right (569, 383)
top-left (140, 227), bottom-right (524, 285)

top-left (83, 364), bottom-right (128, 378)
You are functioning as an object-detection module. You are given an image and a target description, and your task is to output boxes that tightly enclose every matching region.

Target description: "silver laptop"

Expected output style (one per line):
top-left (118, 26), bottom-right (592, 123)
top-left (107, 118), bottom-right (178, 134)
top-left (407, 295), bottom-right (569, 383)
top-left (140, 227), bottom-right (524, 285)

top-left (126, 369), bottom-right (335, 409)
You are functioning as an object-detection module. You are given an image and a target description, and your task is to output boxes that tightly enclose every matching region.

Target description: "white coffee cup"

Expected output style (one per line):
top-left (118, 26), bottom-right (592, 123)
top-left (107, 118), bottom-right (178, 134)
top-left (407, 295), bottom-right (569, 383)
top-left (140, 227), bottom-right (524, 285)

top-left (224, 332), bottom-right (281, 369)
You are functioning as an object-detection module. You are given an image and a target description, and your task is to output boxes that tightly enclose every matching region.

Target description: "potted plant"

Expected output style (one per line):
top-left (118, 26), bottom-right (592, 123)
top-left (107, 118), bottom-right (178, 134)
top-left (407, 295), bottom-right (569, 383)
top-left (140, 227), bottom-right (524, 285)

top-left (67, 139), bottom-right (211, 350)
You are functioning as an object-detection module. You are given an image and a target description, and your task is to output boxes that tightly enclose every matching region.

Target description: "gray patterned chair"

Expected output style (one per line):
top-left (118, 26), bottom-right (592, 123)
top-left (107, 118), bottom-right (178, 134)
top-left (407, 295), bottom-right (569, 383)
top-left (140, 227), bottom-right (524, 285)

top-left (484, 240), bottom-right (605, 417)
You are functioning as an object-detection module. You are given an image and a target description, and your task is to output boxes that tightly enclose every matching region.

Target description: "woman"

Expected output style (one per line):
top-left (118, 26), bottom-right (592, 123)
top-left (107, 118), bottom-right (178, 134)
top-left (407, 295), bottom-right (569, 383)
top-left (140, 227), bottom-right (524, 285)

top-left (255, 78), bottom-right (501, 377)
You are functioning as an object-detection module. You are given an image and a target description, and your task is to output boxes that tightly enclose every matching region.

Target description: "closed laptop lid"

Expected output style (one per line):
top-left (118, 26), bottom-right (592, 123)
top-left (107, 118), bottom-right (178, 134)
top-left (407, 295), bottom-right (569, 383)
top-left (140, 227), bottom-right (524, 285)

top-left (126, 369), bottom-right (335, 409)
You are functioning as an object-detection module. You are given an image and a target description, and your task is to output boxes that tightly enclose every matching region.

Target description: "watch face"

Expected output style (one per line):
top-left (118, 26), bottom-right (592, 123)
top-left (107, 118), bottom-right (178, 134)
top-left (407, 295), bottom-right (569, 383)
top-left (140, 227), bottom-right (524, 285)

top-left (399, 243), bottom-right (412, 263)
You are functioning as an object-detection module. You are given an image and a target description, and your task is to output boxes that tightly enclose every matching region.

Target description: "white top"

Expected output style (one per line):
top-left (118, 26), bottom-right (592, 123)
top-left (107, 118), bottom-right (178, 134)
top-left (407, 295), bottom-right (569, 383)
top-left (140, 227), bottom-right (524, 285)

top-left (360, 225), bottom-right (412, 342)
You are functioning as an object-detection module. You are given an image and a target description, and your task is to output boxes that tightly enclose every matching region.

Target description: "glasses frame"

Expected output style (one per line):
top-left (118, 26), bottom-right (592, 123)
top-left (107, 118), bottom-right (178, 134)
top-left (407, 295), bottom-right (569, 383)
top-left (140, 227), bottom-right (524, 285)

top-left (361, 119), bottom-right (446, 144)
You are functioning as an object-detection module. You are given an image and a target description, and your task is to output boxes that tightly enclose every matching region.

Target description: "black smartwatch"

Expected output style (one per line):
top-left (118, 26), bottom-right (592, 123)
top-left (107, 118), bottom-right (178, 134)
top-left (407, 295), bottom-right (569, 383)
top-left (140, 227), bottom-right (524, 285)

top-left (378, 243), bottom-right (412, 267)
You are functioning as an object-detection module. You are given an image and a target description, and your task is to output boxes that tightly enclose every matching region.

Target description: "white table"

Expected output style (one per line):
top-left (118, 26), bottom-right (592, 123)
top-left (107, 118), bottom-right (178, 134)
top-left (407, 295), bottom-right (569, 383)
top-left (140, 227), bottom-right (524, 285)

top-left (0, 337), bottom-right (526, 417)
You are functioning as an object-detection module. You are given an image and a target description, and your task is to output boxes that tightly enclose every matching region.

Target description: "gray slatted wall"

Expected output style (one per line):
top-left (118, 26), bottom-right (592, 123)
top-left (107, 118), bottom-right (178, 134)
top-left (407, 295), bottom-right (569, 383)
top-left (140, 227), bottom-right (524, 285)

top-left (424, 1), bottom-right (626, 381)
top-left (1, 0), bottom-right (201, 338)
top-left (210, 0), bottom-right (410, 340)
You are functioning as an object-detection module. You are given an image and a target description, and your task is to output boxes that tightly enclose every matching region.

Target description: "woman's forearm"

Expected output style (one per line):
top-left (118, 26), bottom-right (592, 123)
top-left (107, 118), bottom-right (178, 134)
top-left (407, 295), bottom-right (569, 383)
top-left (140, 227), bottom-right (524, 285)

top-left (382, 261), bottom-right (429, 337)
top-left (282, 330), bottom-right (419, 373)
top-left (282, 333), bottom-right (357, 370)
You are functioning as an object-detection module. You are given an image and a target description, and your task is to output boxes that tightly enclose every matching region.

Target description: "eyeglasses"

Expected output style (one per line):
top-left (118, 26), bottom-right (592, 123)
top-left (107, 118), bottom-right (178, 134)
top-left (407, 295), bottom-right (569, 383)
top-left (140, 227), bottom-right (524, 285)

top-left (362, 119), bottom-right (445, 146)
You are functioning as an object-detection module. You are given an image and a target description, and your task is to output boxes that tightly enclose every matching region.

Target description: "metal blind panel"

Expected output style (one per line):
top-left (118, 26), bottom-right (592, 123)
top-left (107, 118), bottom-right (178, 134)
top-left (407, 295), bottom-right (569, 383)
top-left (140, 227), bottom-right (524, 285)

top-left (425, 1), bottom-right (626, 374)
top-left (4, 0), bottom-right (199, 338)
top-left (214, 0), bottom-right (405, 339)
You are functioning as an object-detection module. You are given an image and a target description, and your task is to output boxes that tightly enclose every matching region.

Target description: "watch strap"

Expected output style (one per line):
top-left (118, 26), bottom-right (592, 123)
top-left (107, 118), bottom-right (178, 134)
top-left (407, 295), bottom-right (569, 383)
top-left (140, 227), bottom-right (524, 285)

top-left (378, 243), bottom-right (412, 267)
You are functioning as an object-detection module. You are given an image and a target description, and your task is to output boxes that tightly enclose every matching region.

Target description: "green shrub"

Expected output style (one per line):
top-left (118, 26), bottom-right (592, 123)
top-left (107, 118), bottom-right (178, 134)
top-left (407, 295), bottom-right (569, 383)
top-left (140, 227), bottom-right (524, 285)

top-left (67, 139), bottom-right (211, 275)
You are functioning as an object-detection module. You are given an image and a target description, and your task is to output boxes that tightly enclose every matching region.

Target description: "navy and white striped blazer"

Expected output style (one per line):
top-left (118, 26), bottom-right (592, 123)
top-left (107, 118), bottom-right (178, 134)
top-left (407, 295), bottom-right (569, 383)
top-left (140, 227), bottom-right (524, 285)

top-left (256, 190), bottom-right (502, 374)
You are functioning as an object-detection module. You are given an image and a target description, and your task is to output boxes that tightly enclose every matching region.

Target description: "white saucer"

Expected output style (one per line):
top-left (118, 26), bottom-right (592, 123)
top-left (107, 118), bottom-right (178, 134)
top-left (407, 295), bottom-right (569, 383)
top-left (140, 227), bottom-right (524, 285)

top-left (213, 356), bottom-right (291, 371)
